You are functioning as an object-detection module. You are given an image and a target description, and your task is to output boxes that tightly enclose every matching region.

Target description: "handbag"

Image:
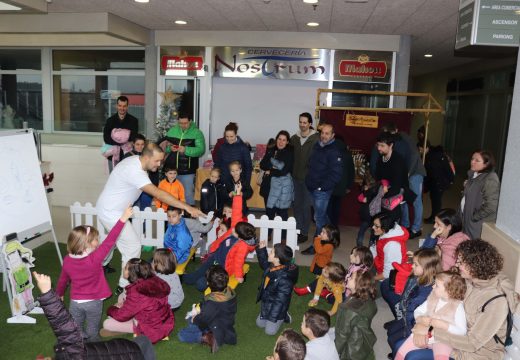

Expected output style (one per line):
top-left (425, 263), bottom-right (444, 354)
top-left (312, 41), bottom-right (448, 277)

top-left (381, 191), bottom-right (404, 211)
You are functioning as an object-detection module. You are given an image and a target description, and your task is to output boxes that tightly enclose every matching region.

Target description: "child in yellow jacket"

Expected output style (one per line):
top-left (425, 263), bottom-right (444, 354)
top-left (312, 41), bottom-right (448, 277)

top-left (294, 262), bottom-right (346, 316)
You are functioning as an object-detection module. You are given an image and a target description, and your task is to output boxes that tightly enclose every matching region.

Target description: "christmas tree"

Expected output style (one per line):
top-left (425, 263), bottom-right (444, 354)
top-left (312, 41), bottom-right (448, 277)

top-left (155, 88), bottom-right (182, 139)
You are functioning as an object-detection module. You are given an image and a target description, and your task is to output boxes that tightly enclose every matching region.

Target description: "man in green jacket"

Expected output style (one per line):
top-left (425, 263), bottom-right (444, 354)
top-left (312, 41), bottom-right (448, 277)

top-left (290, 112), bottom-right (319, 244)
top-left (160, 113), bottom-right (206, 205)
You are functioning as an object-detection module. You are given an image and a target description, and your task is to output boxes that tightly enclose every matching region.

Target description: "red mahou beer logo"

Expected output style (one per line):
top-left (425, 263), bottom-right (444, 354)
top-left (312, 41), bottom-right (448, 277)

top-left (161, 56), bottom-right (204, 71)
top-left (339, 55), bottom-right (387, 78)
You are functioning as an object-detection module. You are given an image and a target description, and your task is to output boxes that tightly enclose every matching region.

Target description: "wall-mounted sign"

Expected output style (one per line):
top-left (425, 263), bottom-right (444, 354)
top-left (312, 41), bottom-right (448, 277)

top-left (159, 46), bottom-right (206, 76)
top-left (345, 114), bottom-right (379, 128)
top-left (456, 0), bottom-right (520, 49)
top-left (334, 50), bottom-right (393, 83)
top-left (161, 56), bottom-right (204, 71)
top-left (213, 47), bottom-right (330, 81)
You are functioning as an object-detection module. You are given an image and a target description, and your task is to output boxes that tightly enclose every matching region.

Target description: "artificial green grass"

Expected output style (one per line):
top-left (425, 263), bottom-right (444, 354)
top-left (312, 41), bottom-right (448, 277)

top-left (0, 243), bottom-right (334, 360)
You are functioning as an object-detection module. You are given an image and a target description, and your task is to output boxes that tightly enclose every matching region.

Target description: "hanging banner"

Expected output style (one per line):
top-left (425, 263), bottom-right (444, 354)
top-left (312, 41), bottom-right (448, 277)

top-left (345, 113), bottom-right (379, 128)
top-left (213, 47), bottom-right (330, 81)
top-left (334, 50), bottom-right (393, 83)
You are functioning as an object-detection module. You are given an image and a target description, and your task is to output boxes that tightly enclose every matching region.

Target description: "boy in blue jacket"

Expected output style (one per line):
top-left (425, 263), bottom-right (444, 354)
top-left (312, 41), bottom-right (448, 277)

top-left (164, 206), bottom-right (193, 264)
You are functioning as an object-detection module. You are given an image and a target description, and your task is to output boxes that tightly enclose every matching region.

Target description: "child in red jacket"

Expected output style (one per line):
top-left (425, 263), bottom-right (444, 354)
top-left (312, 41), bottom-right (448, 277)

top-left (101, 258), bottom-right (174, 344)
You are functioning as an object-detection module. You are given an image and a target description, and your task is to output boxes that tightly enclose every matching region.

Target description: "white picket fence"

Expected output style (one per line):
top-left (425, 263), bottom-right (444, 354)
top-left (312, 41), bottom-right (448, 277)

top-left (69, 202), bottom-right (300, 259)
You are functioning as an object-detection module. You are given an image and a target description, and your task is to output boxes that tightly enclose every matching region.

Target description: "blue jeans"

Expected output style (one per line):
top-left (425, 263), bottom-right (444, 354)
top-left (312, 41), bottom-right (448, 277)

top-left (293, 179), bottom-right (313, 237)
top-left (178, 173), bottom-right (196, 205)
top-left (182, 258), bottom-right (213, 291)
top-left (311, 189), bottom-right (332, 236)
top-left (178, 323), bottom-right (203, 343)
top-left (380, 279), bottom-right (401, 319)
top-left (401, 174), bottom-right (423, 232)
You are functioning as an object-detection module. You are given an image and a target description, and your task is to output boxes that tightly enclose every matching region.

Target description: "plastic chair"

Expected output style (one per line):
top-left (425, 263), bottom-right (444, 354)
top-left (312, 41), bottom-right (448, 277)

top-left (175, 248), bottom-right (197, 275)
top-left (204, 263), bottom-right (250, 295)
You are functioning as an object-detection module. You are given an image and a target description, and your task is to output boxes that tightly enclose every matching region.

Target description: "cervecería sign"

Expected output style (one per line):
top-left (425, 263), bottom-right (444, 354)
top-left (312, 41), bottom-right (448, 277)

top-left (213, 47), bottom-right (330, 81)
top-left (339, 55), bottom-right (388, 78)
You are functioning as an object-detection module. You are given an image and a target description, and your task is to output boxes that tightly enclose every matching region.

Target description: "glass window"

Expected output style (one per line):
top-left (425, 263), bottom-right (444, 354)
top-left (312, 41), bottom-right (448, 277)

top-left (331, 82), bottom-right (390, 108)
top-left (53, 50), bottom-right (144, 71)
top-left (0, 49), bottom-right (42, 130)
top-left (0, 49), bottom-right (41, 70)
top-left (53, 75), bottom-right (145, 132)
top-left (52, 50), bottom-right (145, 133)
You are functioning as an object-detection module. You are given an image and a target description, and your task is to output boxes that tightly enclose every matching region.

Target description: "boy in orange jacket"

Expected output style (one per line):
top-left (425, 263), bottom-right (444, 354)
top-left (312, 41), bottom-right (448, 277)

top-left (155, 167), bottom-right (185, 211)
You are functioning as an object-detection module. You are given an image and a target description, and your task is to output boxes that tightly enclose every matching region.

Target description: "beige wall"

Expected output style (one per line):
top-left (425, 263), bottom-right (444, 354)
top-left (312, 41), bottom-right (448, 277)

top-left (42, 144), bottom-right (108, 207)
top-left (481, 223), bottom-right (520, 293)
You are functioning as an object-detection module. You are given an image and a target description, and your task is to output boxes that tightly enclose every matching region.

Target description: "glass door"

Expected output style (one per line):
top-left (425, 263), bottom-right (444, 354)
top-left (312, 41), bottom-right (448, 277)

top-left (163, 77), bottom-right (199, 125)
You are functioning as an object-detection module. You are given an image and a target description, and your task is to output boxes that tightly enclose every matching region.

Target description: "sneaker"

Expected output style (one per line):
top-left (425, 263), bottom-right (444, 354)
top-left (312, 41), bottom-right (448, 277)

top-left (104, 264), bottom-right (116, 274)
top-left (297, 234), bottom-right (308, 244)
top-left (100, 328), bottom-right (126, 338)
top-left (284, 312), bottom-right (292, 324)
top-left (409, 230), bottom-right (422, 239)
top-left (201, 331), bottom-right (219, 353)
top-left (114, 286), bottom-right (124, 296)
top-left (301, 246), bottom-right (315, 255)
top-left (293, 286), bottom-right (311, 296)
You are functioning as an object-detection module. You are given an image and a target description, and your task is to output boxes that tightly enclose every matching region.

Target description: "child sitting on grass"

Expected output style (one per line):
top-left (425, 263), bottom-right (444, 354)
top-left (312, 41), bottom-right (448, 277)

top-left (56, 206), bottom-right (133, 342)
top-left (183, 184), bottom-right (257, 291)
top-left (266, 329), bottom-right (306, 360)
top-left (301, 308), bottom-right (339, 360)
top-left (293, 262), bottom-right (346, 316)
top-left (101, 258), bottom-right (174, 344)
top-left (344, 246), bottom-right (373, 297)
top-left (164, 206), bottom-right (193, 265)
top-left (178, 265), bottom-right (237, 353)
top-left (309, 224), bottom-right (340, 275)
top-left (155, 167), bottom-right (185, 211)
top-left (256, 240), bottom-right (299, 335)
top-left (334, 270), bottom-right (378, 360)
top-left (152, 248), bottom-right (184, 310)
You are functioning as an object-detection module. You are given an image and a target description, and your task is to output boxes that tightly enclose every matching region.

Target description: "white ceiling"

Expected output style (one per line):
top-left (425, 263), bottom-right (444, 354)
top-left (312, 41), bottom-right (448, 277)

top-left (39, 0), bottom-right (489, 75)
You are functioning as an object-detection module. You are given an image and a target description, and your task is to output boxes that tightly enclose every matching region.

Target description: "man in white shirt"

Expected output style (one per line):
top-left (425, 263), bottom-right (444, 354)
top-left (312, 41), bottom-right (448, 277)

top-left (301, 308), bottom-right (340, 360)
top-left (96, 142), bottom-right (203, 292)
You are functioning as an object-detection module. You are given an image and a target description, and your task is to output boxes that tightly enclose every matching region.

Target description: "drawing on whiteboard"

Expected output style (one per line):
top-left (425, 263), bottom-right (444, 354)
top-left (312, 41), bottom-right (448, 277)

top-left (0, 132), bottom-right (52, 238)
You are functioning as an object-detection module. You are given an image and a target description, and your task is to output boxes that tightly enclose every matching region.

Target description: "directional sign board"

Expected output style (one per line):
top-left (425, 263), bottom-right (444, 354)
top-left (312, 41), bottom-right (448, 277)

top-left (456, 0), bottom-right (520, 49)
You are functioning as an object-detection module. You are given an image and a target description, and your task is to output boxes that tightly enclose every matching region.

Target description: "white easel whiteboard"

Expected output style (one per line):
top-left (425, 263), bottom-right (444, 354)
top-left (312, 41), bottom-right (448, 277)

top-left (0, 130), bottom-right (53, 240)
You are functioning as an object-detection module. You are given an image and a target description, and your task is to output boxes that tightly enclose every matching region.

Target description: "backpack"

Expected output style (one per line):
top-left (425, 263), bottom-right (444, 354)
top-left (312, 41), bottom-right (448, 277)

top-left (481, 294), bottom-right (513, 347)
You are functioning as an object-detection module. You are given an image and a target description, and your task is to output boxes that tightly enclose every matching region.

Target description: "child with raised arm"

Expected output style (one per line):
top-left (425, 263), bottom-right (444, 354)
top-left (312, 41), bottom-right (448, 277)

top-left (256, 240), bottom-right (299, 335)
top-left (56, 206), bottom-right (133, 342)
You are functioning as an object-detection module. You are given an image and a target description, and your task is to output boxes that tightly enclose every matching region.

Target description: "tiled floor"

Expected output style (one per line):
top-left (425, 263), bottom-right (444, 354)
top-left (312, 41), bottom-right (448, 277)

top-left (43, 177), bottom-right (462, 359)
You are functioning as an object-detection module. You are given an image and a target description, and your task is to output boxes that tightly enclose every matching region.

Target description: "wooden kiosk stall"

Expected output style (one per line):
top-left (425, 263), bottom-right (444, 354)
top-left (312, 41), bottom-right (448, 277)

top-left (314, 89), bottom-right (443, 226)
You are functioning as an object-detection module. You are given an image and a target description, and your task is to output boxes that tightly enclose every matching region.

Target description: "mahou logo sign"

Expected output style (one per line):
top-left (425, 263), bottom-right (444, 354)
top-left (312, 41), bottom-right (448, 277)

top-left (161, 56), bottom-right (204, 71)
top-left (339, 55), bottom-right (387, 78)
